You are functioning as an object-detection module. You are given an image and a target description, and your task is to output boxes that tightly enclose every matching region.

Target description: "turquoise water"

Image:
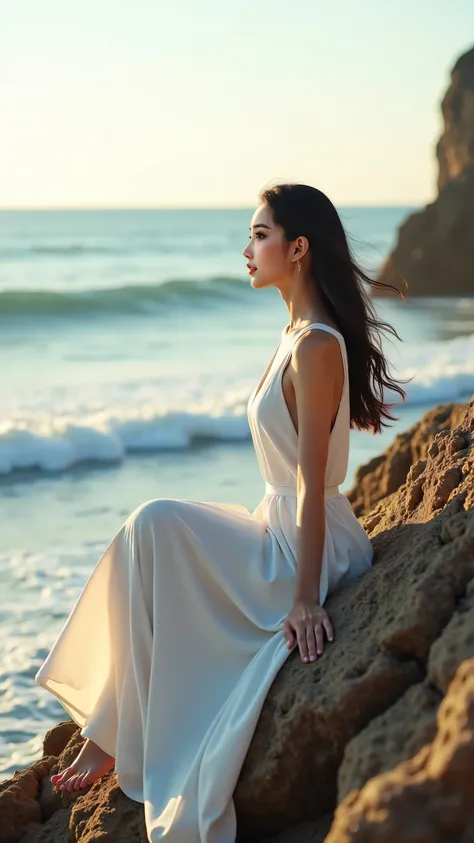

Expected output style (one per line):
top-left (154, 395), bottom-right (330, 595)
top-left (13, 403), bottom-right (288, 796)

top-left (1, 207), bottom-right (473, 779)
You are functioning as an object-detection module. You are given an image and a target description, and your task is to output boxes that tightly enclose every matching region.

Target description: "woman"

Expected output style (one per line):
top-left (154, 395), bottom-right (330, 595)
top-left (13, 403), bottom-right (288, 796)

top-left (35, 183), bottom-right (407, 843)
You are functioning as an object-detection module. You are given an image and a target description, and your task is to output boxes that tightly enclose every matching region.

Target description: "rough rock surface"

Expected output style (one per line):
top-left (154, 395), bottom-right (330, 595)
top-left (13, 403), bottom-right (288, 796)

top-left (1, 397), bottom-right (473, 843)
top-left (346, 400), bottom-right (468, 517)
top-left (336, 678), bottom-right (441, 800)
top-left (374, 45), bottom-right (474, 297)
top-left (325, 656), bottom-right (474, 842)
top-left (336, 564), bottom-right (474, 803)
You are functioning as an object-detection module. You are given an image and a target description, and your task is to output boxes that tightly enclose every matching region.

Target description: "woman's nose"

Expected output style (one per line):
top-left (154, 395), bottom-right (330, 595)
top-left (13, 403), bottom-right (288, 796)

top-left (242, 243), bottom-right (251, 258)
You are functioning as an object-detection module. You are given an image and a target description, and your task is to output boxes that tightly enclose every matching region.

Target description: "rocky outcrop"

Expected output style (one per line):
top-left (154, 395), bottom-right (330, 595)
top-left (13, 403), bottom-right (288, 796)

top-left (375, 45), bottom-right (474, 296)
top-left (325, 656), bottom-right (474, 842)
top-left (1, 397), bottom-right (473, 843)
top-left (346, 400), bottom-right (468, 517)
top-left (335, 574), bottom-right (474, 804)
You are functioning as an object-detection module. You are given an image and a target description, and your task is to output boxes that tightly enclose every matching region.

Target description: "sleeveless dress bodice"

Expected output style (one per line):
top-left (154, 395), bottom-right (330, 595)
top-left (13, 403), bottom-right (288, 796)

top-left (248, 322), bottom-right (349, 494)
top-left (248, 322), bottom-right (373, 595)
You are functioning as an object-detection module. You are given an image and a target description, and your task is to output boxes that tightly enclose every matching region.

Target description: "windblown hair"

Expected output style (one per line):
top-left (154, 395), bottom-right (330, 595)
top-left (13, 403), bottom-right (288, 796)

top-left (259, 182), bottom-right (409, 434)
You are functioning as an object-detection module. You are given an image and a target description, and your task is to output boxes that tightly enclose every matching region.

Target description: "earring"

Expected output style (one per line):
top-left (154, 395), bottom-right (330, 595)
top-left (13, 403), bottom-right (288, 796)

top-left (297, 260), bottom-right (302, 274)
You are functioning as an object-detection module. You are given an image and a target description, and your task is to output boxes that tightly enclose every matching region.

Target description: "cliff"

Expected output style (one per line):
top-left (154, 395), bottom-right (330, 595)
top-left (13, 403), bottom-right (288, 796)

top-left (375, 45), bottom-right (474, 297)
top-left (1, 396), bottom-right (473, 843)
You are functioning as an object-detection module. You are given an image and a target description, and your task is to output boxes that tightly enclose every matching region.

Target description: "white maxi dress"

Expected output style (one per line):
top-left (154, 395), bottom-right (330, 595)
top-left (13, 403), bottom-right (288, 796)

top-left (35, 322), bottom-right (374, 843)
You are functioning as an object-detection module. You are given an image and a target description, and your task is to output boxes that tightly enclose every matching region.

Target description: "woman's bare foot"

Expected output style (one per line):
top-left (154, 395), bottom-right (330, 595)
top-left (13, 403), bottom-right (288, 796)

top-left (51, 737), bottom-right (115, 792)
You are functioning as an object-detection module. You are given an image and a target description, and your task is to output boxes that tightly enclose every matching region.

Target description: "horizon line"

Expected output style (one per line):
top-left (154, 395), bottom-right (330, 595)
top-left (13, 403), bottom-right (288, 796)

top-left (0, 201), bottom-right (422, 212)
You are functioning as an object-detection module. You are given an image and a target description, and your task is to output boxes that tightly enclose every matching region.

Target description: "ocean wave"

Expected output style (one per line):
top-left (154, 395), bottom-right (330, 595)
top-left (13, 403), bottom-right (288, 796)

top-left (1, 380), bottom-right (473, 480)
top-left (388, 331), bottom-right (474, 406)
top-left (1, 330), bottom-right (472, 478)
top-left (0, 399), bottom-right (252, 476)
top-left (1, 243), bottom-right (200, 258)
top-left (27, 244), bottom-right (118, 257)
top-left (0, 276), bottom-right (249, 317)
top-left (0, 243), bottom-right (118, 259)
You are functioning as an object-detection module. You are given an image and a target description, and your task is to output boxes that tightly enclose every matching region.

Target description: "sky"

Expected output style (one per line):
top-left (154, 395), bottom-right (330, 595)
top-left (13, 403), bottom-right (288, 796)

top-left (1, 1), bottom-right (473, 209)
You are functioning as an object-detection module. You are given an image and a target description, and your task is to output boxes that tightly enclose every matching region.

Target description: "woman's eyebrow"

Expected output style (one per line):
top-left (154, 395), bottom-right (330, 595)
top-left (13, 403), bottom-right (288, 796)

top-left (249, 223), bottom-right (271, 231)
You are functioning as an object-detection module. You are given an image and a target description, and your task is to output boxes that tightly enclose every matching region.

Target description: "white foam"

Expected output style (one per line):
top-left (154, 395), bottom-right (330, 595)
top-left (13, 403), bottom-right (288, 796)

top-left (386, 331), bottom-right (474, 405)
top-left (0, 333), bottom-right (472, 477)
top-left (0, 389), bottom-right (252, 475)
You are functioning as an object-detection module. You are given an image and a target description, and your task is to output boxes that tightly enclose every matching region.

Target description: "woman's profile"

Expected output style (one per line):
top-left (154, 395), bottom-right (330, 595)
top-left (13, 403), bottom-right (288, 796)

top-left (35, 183), bottom-right (407, 843)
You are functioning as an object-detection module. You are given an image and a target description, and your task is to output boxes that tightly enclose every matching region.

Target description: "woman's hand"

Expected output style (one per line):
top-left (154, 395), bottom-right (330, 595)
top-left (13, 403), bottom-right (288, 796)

top-left (283, 598), bottom-right (334, 663)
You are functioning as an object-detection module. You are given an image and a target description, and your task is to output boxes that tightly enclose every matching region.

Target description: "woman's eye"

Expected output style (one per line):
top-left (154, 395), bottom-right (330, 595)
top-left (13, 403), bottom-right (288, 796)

top-left (248, 232), bottom-right (265, 240)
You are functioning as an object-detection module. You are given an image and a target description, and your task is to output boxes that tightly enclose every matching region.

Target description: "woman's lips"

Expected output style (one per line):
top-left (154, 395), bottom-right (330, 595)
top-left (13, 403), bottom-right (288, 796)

top-left (248, 266), bottom-right (256, 275)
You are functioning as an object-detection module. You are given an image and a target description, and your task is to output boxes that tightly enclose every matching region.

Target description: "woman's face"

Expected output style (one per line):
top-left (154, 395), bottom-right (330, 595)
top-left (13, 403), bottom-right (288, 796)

top-left (242, 203), bottom-right (295, 289)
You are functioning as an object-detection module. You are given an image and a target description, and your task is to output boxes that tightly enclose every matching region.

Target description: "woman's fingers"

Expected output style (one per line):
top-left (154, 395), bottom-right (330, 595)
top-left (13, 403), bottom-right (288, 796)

top-left (296, 623), bottom-right (309, 662)
top-left (299, 622), bottom-right (320, 663)
top-left (315, 623), bottom-right (325, 655)
top-left (304, 622), bottom-right (325, 662)
top-left (324, 617), bottom-right (334, 642)
top-left (285, 612), bottom-right (335, 663)
top-left (306, 625), bottom-right (318, 662)
top-left (283, 620), bottom-right (295, 648)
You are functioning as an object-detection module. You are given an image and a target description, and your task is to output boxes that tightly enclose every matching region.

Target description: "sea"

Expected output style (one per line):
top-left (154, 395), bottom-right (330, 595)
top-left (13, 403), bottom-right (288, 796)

top-left (1, 206), bottom-right (473, 781)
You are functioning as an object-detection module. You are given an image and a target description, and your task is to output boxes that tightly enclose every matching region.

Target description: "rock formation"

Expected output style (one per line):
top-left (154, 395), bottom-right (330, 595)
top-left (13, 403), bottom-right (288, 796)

top-left (346, 400), bottom-right (467, 517)
top-left (325, 656), bottom-right (474, 842)
top-left (1, 396), bottom-right (473, 843)
top-left (374, 45), bottom-right (474, 297)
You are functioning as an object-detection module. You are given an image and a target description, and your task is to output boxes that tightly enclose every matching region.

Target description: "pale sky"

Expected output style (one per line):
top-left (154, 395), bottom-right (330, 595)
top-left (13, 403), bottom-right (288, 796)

top-left (1, 1), bottom-right (473, 209)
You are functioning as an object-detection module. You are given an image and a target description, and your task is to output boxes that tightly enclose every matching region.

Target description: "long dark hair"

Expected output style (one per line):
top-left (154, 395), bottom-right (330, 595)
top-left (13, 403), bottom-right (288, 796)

top-left (259, 182), bottom-right (409, 434)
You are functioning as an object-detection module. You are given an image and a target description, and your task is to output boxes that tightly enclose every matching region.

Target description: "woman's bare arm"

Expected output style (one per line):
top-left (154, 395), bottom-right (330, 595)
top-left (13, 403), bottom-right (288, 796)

top-left (292, 330), bottom-right (342, 603)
